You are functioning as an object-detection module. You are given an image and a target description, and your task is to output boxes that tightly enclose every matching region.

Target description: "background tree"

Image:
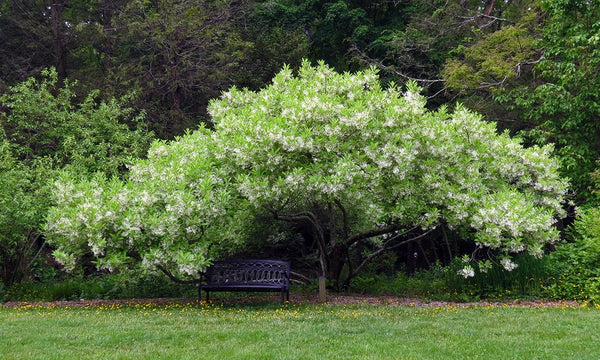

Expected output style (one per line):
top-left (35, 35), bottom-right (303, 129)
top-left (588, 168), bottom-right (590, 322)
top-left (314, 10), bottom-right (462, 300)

top-left (46, 62), bottom-right (569, 287)
top-left (0, 68), bottom-right (152, 175)
top-left (235, 1), bottom-right (310, 90)
top-left (441, 20), bottom-right (539, 131)
top-left (260, 0), bottom-right (418, 72)
top-left (108, 0), bottom-right (254, 137)
top-left (0, 0), bottom-right (68, 88)
top-left (0, 69), bottom-right (154, 287)
top-left (499, 0), bottom-right (600, 203)
top-left (440, 0), bottom-right (600, 204)
top-left (0, 140), bottom-right (53, 286)
top-left (351, 1), bottom-right (534, 101)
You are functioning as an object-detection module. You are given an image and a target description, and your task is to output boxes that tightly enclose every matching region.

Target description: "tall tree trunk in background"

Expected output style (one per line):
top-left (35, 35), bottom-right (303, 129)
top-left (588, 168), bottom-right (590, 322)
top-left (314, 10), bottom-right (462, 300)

top-left (50, 0), bottom-right (67, 81)
top-left (484, 0), bottom-right (496, 16)
top-left (102, 0), bottom-right (115, 71)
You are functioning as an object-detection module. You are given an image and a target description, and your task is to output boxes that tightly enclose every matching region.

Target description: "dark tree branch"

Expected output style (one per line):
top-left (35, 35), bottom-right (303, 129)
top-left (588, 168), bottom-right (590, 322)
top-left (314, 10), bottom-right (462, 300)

top-left (456, 14), bottom-right (514, 29)
top-left (342, 223), bottom-right (405, 247)
top-left (516, 55), bottom-right (544, 77)
top-left (26, 232), bottom-right (45, 269)
top-left (345, 227), bottom-right (436, 285)
top-left (334, 198), bottom-right (350, 239)
top-left (272, 210), bottom-right (329, 276)
top-left (155, 264), bottom-right (198, 285)
top-left (290, 270), bottom-right (312, 285)
top-left (349, 44), bottom-right (445, 86)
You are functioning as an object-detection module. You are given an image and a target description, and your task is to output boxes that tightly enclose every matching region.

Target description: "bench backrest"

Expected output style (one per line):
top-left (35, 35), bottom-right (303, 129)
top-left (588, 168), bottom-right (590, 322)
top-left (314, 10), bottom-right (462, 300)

top-left (205, 260), bottom-right (290, 288)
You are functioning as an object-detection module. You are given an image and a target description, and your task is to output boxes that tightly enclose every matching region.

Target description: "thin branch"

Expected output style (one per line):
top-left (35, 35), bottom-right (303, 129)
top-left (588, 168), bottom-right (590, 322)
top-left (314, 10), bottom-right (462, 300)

top-left (456, 14), bottom-right (515, 29)
top-left (26, 233), bottom-right (46, 269)
top-left (427, 85), bottom-right (448, 100)
top-left (417, 240), bottom-right (432, 268)
top-left (290, 271), bottom-right (312, 285)
top-left (334, 199), bottom-right (350, 239)
top-left (155, 264), bottom-right (198, 285)
top-left (479, 76), bottom-right (509, 89)
top-left (350, 44), bottom-right (444, 85)
top-left (272, 210), bottom-right (329, 276)
top-left (516, 55), bottom-right (544, 77)
top-left (327, 202), bottom-right (336, 250)
top-left (343, 223), bottom-right (407, 247)
top-left (347, 228), bottom-right (436, 282)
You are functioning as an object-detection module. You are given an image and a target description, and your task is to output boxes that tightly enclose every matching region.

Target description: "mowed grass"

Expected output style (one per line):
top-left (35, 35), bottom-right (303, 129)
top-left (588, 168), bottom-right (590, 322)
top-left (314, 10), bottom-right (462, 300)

top-left (1, 301), bottom-right (600, 360)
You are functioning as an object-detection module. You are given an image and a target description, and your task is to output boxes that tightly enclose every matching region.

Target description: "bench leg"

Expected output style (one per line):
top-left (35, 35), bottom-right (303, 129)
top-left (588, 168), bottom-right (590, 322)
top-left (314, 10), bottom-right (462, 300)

top-left (198, 286), bottom-right (210, 303)
top-left (281, 289), bottom-right (290, 305)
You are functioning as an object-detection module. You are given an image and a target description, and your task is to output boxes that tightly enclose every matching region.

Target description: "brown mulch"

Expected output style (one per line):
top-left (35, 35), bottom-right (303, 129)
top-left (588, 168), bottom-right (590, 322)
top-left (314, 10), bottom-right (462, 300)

top-left (1, 293), bottom-right (582, 309)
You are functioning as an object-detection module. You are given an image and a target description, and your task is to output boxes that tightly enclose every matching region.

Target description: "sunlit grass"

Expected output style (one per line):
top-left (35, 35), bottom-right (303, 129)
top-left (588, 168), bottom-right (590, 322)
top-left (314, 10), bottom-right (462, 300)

top-left (2, 301), bottom-right (600, 359)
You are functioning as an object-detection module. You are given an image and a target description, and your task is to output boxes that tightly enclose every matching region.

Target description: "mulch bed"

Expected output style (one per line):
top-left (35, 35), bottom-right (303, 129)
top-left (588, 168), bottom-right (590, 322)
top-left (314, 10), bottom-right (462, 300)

top-left (1, 293), bottom-right (582, 309)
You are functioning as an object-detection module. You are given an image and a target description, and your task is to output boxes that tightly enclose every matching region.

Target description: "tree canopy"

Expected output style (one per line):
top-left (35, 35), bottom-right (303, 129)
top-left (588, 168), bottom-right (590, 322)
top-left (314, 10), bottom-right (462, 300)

top-left (46, 62), bottom-right (569, 286)
top-left (46, 128), bottom-right (242, 282)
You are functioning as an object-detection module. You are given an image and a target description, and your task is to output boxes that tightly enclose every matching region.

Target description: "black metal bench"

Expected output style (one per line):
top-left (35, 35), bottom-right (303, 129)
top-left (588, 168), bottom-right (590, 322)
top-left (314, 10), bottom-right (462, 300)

top-left (198, 259), bottom-right (290, 305)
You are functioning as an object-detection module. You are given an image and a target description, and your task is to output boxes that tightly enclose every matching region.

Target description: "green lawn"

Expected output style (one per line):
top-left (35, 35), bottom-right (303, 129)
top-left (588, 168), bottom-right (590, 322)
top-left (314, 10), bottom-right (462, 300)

top-left (1, 301), bottom-right (599, 359)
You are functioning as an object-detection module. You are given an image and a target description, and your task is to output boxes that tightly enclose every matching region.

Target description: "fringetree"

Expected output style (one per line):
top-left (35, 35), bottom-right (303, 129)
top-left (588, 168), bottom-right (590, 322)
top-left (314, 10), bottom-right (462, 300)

top-left (46, 128), bottom-right (247, 283)
top-left (209, 61), bottom-right (568, 286)
top-left (46, 61), bottom-right (569, 286)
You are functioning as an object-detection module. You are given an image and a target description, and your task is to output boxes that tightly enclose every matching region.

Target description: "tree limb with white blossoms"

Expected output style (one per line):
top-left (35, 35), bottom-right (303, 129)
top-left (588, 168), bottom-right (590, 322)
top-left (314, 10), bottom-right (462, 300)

top-left (45, 128), bottom-right (250, 283)
top-left (45, 60), bottom-right (569, 286)
top-left (208, 60), bottom-right (569, 286)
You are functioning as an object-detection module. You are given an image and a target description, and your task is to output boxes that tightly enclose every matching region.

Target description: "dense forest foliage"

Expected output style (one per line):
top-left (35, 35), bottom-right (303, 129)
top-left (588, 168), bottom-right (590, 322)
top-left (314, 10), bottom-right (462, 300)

top-left (2, 0), bottom-right (600, 292)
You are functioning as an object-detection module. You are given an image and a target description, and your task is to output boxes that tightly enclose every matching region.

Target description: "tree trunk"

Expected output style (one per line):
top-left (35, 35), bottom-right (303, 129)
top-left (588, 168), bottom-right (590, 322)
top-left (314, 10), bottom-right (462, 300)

top-left (484, 0), bottom-right (497, 17)
top-left (102, 0), bottom-right (115, 71)
top-left (326, 243), bottom-right (348, 290)
top-left (50, 0), bottom-right (68, 81)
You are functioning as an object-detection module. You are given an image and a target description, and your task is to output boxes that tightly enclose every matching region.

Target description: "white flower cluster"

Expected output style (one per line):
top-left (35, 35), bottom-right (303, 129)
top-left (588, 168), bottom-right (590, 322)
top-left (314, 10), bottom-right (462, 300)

top-left (500, 257), bottom-right (519, 272)
top-left (457, 265), bottom-right (475, 278)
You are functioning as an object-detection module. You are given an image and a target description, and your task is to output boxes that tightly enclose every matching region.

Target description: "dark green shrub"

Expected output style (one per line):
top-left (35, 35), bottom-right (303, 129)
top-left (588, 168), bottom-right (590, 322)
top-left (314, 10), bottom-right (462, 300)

top-left (394, 264), bottom-right (449, 299)
top-left (544, 207), bottom-right (600, 302)
top-left (2, 271), bottom-right (198, 302)
top-left (443, 254), bottom-right (551, 301)
top-left (3, 281), bottom-right (52, 301)
top-left (347, 254), bottom-right (551, 301)
top-left (107, 271), bottom-right (197, 299)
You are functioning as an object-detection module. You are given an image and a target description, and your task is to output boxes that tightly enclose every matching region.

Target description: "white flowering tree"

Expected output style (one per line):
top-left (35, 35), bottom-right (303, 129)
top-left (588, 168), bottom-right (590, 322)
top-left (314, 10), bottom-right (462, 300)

top-left (45, 128), bottom-right (249, 283)
top-left (208, 60), bottom-right (568, 285)
top-left (46, 61), bottom-right (569, 286)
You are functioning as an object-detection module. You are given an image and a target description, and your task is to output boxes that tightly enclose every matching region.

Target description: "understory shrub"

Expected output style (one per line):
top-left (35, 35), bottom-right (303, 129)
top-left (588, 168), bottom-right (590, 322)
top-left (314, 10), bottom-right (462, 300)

top-left (543, 207), bottom-right (600, 302)
top-left (2, 271), bottom-right (197, 302)
top-left (348, 254), bottom-right (551, 301)
top-left (443, 254), bottom-right (552, 301)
